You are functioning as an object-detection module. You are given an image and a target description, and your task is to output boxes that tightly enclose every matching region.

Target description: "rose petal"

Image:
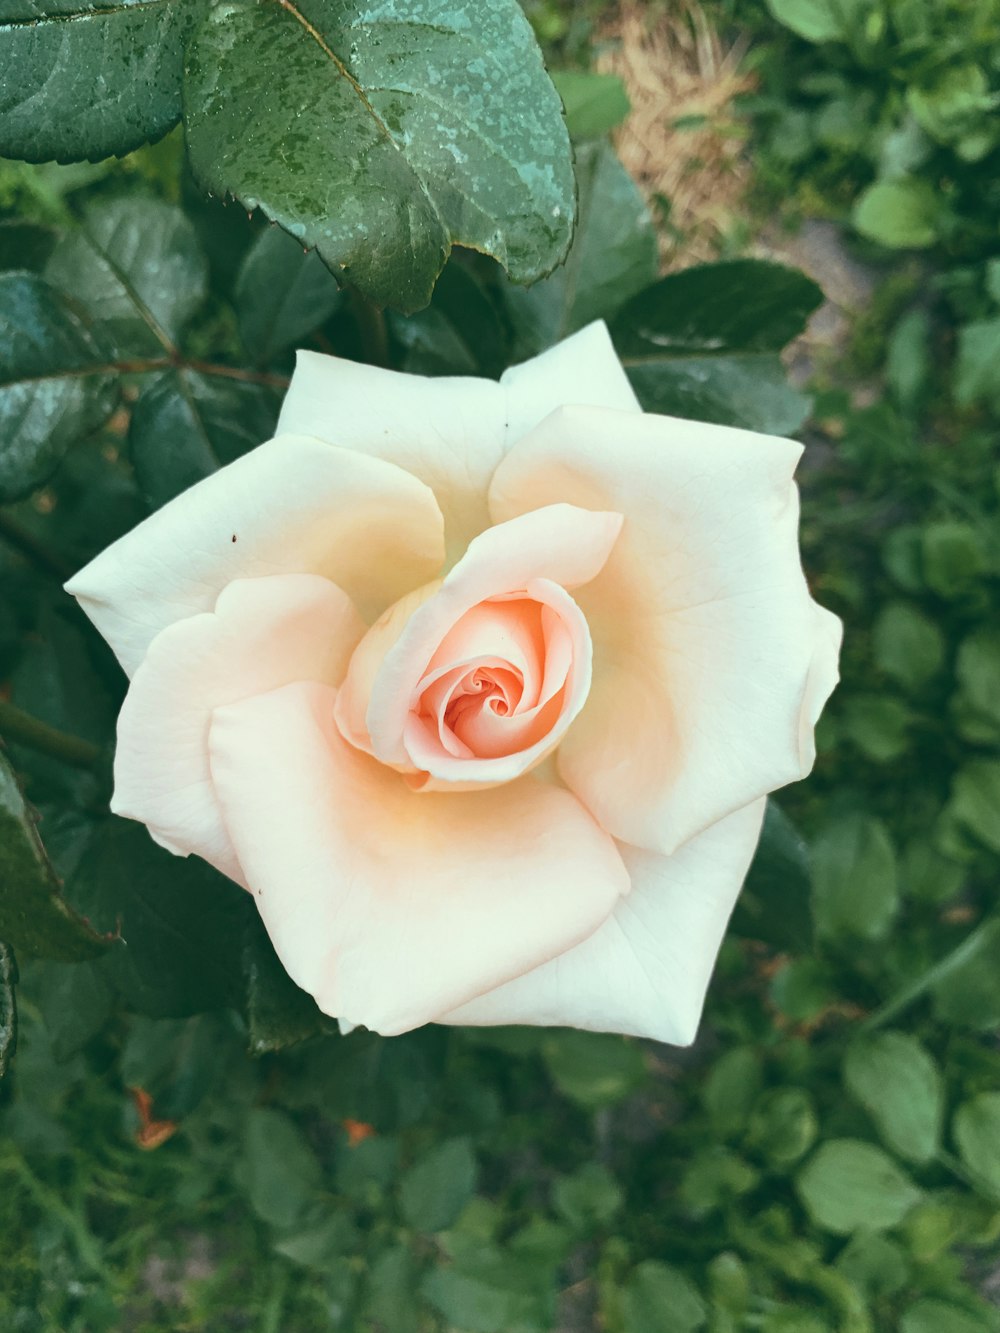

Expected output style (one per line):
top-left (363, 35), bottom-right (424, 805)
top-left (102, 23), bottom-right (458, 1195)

top-left (441, 799), bottom-right (767, 1044)
top-left (350, 504), bottom-right (622, 774)
top-left (113, 575), bottom-right (364, 883)
top-left (208, 680), bottom-right (630, 1035)
top-left (65, 435), bottom-right (444, 677)
top-left (489, 405), bottom-right (841, 855)
top-left (276, 321), bottom-right (640, 556)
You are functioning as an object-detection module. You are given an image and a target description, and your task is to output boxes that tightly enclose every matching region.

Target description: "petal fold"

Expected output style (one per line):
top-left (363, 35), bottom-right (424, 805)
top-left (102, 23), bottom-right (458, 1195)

top-left (113, 574), bottom-right (364, 883)
top-left (443, 799), bottom-right (767, 1043)
top-left (66, 435), bottom-right (444, 676)
top-left (209, 681), bottom-right (630, 1035)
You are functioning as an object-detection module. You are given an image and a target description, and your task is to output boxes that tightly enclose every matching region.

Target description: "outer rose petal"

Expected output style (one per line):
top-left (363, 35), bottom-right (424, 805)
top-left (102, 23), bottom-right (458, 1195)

top-left (209, 681), bottom-right (630, 1035)
top-left (113, 575), bottom-right (364, 884)
top-left (442, 799), bottom-right (767, 1044)
top-left (341, 504), bottom-right (622, 771)
top-left (65, 435), bottom-right (444, 677)
top-left (489, 405), bottom-right (841, 856)
top-left (275, 321), bottom-right (639, 555)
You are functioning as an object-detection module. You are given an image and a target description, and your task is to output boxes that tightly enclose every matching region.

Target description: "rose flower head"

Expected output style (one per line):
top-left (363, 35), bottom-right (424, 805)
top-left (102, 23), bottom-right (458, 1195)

top-left (66, 322), bottom-right (841, 1042)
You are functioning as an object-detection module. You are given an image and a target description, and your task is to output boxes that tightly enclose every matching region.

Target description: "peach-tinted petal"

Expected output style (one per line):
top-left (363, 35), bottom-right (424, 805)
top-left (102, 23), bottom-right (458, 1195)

top-left (354, 504), bottom-right (622, 773)
top-left (275, 321), bottom-right (639, 556)
top-left (112, 575), bottom-right (364, 883)
top-left (65, 435), bottom-right (444, 677)
top-left (208, 681), bottom-right (629, 1035)
top-left (488, 406), bottom-right (841, 856)
top-left (442, 799), bottom-right (767, 1043)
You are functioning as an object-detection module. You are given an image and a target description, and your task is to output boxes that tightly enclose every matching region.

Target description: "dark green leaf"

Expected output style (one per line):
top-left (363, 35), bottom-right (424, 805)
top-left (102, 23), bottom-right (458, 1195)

top-left (611, 261), bottom-right (821, 434)
top-left (552, 1163), bottom-right (623, 1232)
top-left (844, 1032), bottom-right (943, 1163)
top-left (68, 815), bottom-right (249, 1017)
top-left (242, 913), bottom-right (325, 1055)
top-left (769, 957), bottom-right (836, 1022)
top-left (0, 220), bottom-right (58, 272)
top-left (390, 259), bottom-right (510, 378)
top-left (796, 1139), bottom-right (921, 1234)
top-left (503, 139), bottom-right (657, 353)
top-left (240, 1106), bottom-right (321, 1229)
top-left (702, 1047), bottom-right (764, 1138)
top-left (811, 813), bottom-right (899, 942)
top-left (541, 1029), bottom-right (646, 1109)
top-left (121, 1012), bottom-right (234, 1117)
top-left (944, 761), bottom-right (1000, 855)
top-left (183, 0), bottom-right (574, 313)
top-left (921, 521), bottom-right (988, 599)
top-left (422, 1246), bottom-right (552, 1333)
top-left (31, 957), bottom-right (112, 1061)
top-left (235, 225), bottom-right (342, 364)
top-left (399, 1137), bottom-right (477, 1233)
top-left (0, 271), bottom-right (119, 499)
top-left (732, 799), bottom-right (813, 951)
top-left (872, 602), bottom-right (945, 690)
top-left (129, 368), bottom-right (280, 508)
top-left (550, 70), bottom-right (631, 140)
top-left (620, 1261), bottom-right (707, 1333)
top-left (0, 939), bottom-right (16, 1077)
top-left (0, 0), bottom-right (200, 163)
top-left (46, 197), bottom-right (208, 356)
top-left (0, 751), bottom-right (111, 961)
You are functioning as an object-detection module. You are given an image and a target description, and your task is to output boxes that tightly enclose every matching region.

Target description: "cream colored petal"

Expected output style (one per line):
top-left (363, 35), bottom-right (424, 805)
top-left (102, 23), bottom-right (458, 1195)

top-left (209, 681), bottom-right (629, 1035)
top-left (112, 575), bottom-right (364, 884)
top-left (443, 799), bottom-right (766, 1044)
top-left (65, 435), bottom-right (444, 677)
top-left (489, 405), bottom-right (841, 856)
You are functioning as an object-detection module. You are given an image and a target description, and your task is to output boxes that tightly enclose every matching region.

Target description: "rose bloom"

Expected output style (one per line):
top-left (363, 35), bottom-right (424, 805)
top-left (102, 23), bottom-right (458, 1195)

top-left (67, 322), bottom-right (841, 1042)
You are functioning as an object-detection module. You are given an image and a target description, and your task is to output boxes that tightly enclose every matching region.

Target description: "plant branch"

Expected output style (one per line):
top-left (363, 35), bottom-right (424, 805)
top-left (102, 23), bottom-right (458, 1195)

top-left (348, 287), bottom-right (389, 368)
top-left (0, 700), bottom-right (102, 770)
top-left (859, 918), bottom-right (994, 1032)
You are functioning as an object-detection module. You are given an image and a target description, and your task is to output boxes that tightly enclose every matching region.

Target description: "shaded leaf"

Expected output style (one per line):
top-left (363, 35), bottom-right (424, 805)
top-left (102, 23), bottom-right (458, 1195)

top-left (390, 259), bottom-right (510, 378)
top-left (0, 751), bottom-right (111, 961)
top-left (46, 196), bottom-right (208, 356)
top-left (541, 1029), bottom-right (646, 1110)
top-left (0, 0), bottom-right (201, 163)
top-left (0, 271), bottom-right (118, 499)
top-left (503, 139), bottom-right (657, 353)
top-left (400, 1137), bottom-right (477, 1233)
top-left (242, 912), bottom-right (325, 1055)
top-left (241, 1106), bottom-right (321, 1229)
top-left (129, 368), bottom-right (280, 508)
top-left (184, 0), bottom-right (574, 312)
top-left (811, 812), bottom-right (899, 942)
top-left (732, 799), bottom-right (813, 951)
top-left (0, 220), bottom-right (58, 272)
top-left (234, 225), bottom-right (342, 364)
top-left (611, 260), bottom-right (822, 433)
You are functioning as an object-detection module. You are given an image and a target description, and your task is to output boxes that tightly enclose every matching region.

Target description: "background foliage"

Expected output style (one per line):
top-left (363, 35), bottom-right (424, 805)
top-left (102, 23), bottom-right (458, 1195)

top-left (1, 0), bottom-right (999, 1329)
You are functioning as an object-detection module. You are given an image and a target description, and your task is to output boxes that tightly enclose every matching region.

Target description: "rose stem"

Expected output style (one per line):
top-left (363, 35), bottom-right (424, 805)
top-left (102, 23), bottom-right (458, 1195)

top-left (0, 701), bottom-right (102, 770)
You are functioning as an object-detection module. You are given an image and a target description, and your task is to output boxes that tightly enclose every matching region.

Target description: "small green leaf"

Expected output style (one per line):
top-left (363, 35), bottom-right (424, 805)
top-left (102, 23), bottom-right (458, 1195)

top-left (46, 197), bottom-right (208, 356)
top-left (184, 0), bottom-right (574, 313)
top-left (550, 70), bottom-right (631, 140)
top-left (400, 1138), bottom-right (477, 1233)
top-left (953, 1093), bottom-right (1000, 1201)
top-left (954, 629), bottom-right (1000, 740)
top-left (242, 913), bottom-right (325, 1055)
top-left (552, 1163), bottom-right (623, 1232)
top-left (422, 1246), bottom-right (550, 1333)
top-left (853, 179), bottom-right (941, 249)
top-left (765, 0), bottom-right (848, 43)
top-left (944, 761), bottom-right (1000, 854)
top-left (503, 139), bottom-right (657, 353)
top-left (733, 800), bottom-right (813, 952)
top-left (746, 1088), bottom-right (819, 1168)
top-left (955, 318), bottom-right (1000, 409)
top-left (811, 813), bottom-right (899, 942)
top-left (241, 1106), bottom-right (321, 1229)
top-left (844, 1032), bottom-right (943, 1163)
top-left (612, 260), bottom-right (822, 434)
top-left (921, 521), bottom-right (988, 598)
top-left (0, 752), bottom-right (111, 962)
top-left (796, 1139), bottom-right (921, 1234)
top-left (0, 940), bottom-right (17, 1078)
top-left (836, 1232), bottom-right (910, 1300)
top-left (841, 693), bottom-right (912, 762)
top-left (872, 602), bottom-right (945, 690)
top-left (702, 1047), bottom-right (764, 1138)
top-left (541, 1029), bottom-right (647, 1109)
top-left (901, 1299), bottom-right (994, 1333)
top-left (769, 957), bottom-right (836, 1022)
top-left (0, 271), bottom-right (119, 499)
top-left (129, 369), bottom-right (279, 508)
top-left (0, 0), bottom-right (201, 163)
top-left (234, 225), bottom-right (342, 364)
top-left (620, 1261), bottom-right (707, 1333)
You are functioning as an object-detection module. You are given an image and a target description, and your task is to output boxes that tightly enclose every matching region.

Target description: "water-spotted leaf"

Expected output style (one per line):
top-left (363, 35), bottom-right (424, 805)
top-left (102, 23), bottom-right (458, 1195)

top-left (46, 197), bottom-right (208, 356)
top-left (0, 752), bottom-right (111, 962)
top-left (0, 271), bottom-right (119, 499)
top-left (0, 941), bottom-right (16, 1077)
top-left (129, 369), bottom-right (280, 508)
top-left (0, 0), bottom-right (202, 164)
top-left (611, 260), bottom-right (822, 434)
top-left (503, 139), bottom-right (657, 354)
top-left (184, 0), bottom-right (575, 313)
